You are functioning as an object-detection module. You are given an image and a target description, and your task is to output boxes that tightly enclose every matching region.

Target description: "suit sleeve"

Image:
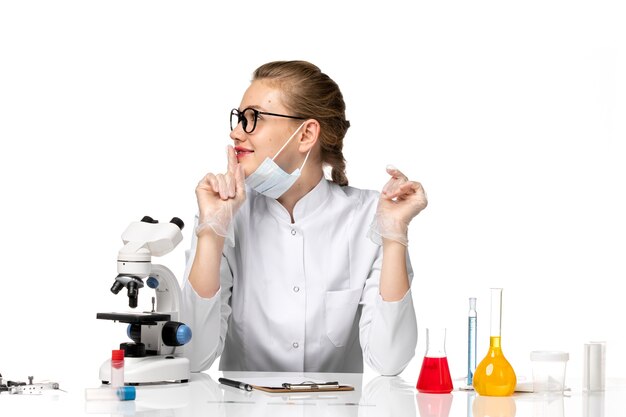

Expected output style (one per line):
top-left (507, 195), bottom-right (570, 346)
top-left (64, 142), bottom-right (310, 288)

top-left (180, 215), bottom-right (233, 372)
top-left (358, 239), bottom-right (417, 376)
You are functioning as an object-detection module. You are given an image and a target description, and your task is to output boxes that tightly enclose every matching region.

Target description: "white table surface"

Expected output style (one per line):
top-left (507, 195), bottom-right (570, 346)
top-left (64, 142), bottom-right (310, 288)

top-left (1, 368), bottom-right (624, 416)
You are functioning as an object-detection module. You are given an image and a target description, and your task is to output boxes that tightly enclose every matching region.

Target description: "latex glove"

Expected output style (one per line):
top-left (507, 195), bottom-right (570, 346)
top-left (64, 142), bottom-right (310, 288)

top-left (368, 165), bottom-right (428, 246)
top-left (194, 145), bottom-right (246, 247)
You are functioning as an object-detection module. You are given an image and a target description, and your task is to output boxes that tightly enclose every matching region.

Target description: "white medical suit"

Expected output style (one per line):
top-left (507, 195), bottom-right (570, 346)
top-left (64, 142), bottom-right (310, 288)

top-left (181, 178), bottom-right (417, 375)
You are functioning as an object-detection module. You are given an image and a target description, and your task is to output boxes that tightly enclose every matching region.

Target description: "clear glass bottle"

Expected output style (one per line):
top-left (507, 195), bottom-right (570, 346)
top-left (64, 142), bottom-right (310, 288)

top-left (467, 297), bottom-right (477, 386)
top-left (416, 328), bottom-right (453, 394)
top-left (473, 288), bottom-right (516, 396)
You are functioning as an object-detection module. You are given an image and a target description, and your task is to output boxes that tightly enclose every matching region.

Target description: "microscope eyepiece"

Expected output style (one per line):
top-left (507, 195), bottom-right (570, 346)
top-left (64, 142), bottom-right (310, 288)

top-left (169, 217), bottom-right (184, 230)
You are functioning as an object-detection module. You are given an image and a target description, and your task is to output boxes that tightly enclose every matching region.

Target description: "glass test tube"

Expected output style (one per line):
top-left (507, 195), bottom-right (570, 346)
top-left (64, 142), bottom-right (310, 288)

top-left (467, 297), bottom-right (477, 386)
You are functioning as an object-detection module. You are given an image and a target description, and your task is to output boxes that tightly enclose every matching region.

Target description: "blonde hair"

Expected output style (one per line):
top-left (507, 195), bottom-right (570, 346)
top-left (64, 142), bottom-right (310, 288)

top-left (253, 61), bottom-right (350, 186)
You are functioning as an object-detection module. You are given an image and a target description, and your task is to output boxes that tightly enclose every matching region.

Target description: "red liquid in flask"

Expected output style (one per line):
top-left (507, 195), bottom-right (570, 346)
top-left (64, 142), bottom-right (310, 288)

top-left (416, 356), bottom-right (453, 393)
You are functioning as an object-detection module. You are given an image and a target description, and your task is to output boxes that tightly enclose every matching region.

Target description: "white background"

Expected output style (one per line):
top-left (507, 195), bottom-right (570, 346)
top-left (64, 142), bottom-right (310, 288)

top-left (1, 0), bottom-right (624, 389)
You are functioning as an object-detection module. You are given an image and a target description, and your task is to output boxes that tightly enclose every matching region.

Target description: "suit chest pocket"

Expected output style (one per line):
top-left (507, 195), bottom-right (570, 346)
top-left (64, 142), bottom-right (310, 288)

top-left (325, 288), bottom-right (362, 347)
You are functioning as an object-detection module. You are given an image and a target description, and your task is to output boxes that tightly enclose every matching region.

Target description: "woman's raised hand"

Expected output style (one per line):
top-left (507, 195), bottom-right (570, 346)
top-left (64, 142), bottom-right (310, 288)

top-left (194, 145), bottom-right (246, 241)
top-left (370, 165), bottom-right (428, 246)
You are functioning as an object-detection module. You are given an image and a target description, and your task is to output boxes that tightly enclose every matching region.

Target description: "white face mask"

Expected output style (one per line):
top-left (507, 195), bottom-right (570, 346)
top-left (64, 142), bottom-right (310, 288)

top-left (245, 122), bottom-right (310, 199)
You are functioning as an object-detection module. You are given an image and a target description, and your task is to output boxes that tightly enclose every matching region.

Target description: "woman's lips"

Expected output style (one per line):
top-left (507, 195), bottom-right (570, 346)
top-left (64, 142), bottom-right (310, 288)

top-left (235, 147), bottom-right (253, 159)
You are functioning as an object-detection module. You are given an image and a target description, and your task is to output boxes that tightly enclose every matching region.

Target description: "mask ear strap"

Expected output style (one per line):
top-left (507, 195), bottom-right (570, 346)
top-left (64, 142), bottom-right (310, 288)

top-left (272, 122), bottom-right (306, 161)
top-left (299, 148), bottom-right (311, 170)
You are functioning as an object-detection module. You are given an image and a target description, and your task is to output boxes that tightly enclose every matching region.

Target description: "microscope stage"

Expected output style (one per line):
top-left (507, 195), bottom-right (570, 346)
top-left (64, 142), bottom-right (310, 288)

top-left (96, 312), bottom-right (172, 324)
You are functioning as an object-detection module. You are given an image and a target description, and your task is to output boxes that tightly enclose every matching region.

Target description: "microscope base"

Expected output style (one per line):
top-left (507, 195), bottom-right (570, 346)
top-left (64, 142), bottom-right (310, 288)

top-left (99, 356), bottom-right (190, 385)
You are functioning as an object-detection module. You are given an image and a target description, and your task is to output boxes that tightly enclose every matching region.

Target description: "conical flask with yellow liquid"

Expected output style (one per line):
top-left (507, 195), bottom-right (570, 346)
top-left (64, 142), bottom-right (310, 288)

top-left (473, 288), bottom-right (517, 396)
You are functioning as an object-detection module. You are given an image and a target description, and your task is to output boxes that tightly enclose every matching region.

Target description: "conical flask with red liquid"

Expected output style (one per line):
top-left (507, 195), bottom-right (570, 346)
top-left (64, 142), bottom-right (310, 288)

top-left (416, 328), bottom-right (453, 393)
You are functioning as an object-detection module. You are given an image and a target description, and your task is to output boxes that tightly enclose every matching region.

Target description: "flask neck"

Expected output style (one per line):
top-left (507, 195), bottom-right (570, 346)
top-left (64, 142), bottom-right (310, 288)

top-left (425, 328), bottom-right (447, 358)
top-left (489, 288), bottom-right (503, 337)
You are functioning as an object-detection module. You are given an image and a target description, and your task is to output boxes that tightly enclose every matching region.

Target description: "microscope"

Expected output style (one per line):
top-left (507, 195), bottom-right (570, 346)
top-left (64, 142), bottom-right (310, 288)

top-left (97, 216), bottom-right (192, 385)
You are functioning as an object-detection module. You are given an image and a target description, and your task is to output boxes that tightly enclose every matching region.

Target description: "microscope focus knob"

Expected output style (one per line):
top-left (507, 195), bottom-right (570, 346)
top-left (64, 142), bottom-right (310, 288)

top-left (162, 321), bottom-right (192, 346)
top-left (127, 324), bottom-right (142, 343)
top-left (146, 277), bottom-right (159, 289)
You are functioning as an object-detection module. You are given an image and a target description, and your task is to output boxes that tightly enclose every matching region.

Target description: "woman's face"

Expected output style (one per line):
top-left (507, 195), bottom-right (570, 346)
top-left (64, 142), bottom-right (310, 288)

top-left (230, 79), bottom-right (304, 177)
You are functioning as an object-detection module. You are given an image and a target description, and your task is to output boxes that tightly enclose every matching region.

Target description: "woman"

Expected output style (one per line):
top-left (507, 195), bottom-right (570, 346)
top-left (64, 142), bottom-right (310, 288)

top-left (181, 61), bottom-right (427, 375)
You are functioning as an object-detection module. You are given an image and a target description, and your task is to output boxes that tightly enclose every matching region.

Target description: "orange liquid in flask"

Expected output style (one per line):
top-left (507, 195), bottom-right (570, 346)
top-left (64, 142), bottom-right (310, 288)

top-left (473, 336), bottom-right (517, 396)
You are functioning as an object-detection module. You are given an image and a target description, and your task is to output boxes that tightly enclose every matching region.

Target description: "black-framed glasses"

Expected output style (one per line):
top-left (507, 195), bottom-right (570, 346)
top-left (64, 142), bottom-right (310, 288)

top-left (230, 108), bottom-right (306, 133)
